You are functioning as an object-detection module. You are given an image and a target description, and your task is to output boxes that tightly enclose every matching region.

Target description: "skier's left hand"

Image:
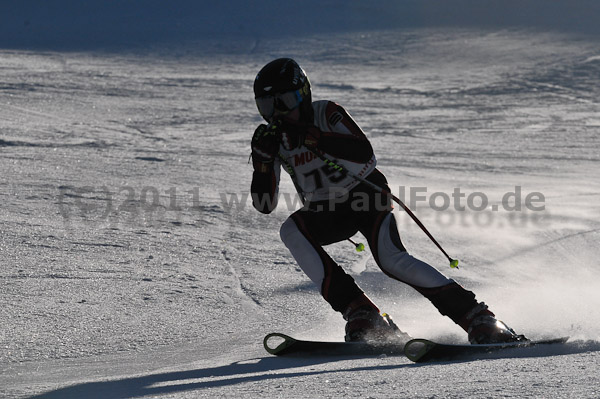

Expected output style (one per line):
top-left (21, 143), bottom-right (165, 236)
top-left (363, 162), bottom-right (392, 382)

top-left (251, 123), bottom-right (280, 165)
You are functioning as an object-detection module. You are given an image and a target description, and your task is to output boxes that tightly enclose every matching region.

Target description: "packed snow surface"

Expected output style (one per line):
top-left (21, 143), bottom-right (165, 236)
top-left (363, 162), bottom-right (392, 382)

top-left (1, 1), bottom-right (599, 398)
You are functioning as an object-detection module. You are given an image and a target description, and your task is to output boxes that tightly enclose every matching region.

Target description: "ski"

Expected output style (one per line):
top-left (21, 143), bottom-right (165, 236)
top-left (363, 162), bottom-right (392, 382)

top-left (404, 336), bottom-right (570, 363)
top-left (263, 332), bottom-right (407, 357)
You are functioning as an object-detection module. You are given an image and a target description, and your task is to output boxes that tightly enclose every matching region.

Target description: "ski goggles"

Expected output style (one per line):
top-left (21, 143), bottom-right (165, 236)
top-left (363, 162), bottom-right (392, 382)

top-left (255, 89), bottom-right (303, 120)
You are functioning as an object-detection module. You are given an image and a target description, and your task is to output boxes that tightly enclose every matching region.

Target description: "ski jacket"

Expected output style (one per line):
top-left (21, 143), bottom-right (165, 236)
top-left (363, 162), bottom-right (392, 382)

top-left (251, 101), bottom-right (377, 214)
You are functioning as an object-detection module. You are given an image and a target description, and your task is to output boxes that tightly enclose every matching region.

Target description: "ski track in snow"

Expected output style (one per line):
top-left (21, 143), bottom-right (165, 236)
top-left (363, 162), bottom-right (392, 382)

top-left (1, 12), bottom-right (600, 399)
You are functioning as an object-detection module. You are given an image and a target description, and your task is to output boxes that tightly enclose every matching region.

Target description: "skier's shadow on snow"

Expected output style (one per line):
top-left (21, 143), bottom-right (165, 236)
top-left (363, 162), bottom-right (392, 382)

top-left (29, 356), bottom-right (411, 399)
top-left (30, 341), bottom-right (600, 399)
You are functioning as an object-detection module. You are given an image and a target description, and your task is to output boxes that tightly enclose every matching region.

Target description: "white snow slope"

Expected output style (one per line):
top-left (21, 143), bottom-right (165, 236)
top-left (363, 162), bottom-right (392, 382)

top-left (1, 1), bottom-right (600, 398)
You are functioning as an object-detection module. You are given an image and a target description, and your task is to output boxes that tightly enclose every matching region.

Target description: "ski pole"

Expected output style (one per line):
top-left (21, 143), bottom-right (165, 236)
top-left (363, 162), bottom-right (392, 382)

top-left (306, 146), bottom-right (459, 269)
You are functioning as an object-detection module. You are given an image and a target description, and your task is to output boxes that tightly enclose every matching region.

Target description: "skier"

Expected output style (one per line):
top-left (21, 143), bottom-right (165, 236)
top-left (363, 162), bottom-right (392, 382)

top-left (250, 58), bottom-right (526, 344)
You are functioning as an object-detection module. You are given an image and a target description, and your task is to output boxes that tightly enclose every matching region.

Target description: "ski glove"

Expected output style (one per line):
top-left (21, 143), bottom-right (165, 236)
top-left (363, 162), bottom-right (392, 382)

top-left (279, 122), bottom-right (321, 151)
top-left (251, 123), bottom-right (280, 170)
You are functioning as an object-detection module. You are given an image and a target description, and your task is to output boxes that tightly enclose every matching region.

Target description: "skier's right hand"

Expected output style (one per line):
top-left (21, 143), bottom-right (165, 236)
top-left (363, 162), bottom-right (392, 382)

top-left (251, 123), bottom-right (280, 167)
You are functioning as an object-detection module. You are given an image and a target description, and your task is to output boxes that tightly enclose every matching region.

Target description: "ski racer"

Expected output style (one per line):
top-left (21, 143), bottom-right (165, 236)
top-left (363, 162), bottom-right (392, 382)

top-left (250, 58), bottom-right (526, 344)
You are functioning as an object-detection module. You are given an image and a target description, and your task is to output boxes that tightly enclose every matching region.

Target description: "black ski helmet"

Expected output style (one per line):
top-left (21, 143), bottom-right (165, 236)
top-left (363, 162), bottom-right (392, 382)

top-left (254, 58), bottom-right (312, 123)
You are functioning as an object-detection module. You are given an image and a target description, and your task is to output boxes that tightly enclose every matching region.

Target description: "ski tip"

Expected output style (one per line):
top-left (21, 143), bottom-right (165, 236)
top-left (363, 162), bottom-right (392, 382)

top-left (263, 332), bottom-right (297, 355)
top-left (403, 336), bottom-right (571, 363)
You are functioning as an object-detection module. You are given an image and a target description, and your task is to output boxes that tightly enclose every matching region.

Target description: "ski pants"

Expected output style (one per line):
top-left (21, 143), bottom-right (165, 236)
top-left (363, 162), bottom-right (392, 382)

top-left (279, 177), bottom-right (478, 324)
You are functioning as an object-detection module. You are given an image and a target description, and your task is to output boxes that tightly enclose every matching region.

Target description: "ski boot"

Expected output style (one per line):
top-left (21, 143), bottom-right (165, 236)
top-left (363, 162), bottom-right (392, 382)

top-left (343, 295), bottom-right (411, 343)
top-left (461, 302), bottom-right (528, 344)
